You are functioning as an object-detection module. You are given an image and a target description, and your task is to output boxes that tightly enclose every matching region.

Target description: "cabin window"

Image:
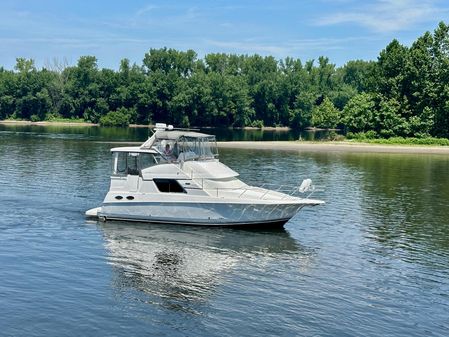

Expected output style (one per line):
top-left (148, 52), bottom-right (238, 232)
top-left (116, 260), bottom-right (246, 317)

top-left (139, 153), bottom-right (157, 170)
top-left (153, 179), bottom-right (185, 193)
top-left (112, 152), bottom-right (156, 176)
top-left (127, 153), bottom-right (139, 175)
top-left (115, 152), bottom-right (127, 175)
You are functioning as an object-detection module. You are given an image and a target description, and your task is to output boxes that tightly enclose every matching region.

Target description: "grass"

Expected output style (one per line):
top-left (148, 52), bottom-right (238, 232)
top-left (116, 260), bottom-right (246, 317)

top-left (347, 136), bottom-right (449, 146)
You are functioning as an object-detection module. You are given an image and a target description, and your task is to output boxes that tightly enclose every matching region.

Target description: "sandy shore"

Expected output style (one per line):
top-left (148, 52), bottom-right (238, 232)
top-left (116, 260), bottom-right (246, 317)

top-left (217, 141), bottom-right (449, 154)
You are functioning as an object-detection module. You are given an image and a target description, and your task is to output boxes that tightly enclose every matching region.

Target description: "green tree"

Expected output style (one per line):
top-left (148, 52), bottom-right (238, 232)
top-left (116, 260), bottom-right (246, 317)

top-left (311, 97), bottom-right (340, 128)
top-left (15, 58), bottom-right (35, 74)
top-left (2, 26), bottom-right (449, 136)
top-left (343, 92), bottom-right (376, 132)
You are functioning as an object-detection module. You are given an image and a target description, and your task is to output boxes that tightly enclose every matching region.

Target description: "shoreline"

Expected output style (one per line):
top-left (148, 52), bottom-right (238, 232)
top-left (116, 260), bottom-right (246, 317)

top-left (217, 141), bottom-right (449, 154)
top-left (2, 120), bottom-right (448, 154)
top-left (98, 141), bottom-right (449, 155)
top-left (0, 120), bottom-right (291, 130)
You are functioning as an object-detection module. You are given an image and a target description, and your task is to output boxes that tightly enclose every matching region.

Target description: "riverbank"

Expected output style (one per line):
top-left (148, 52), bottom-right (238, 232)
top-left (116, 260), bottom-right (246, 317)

top-left (2, 120), bottom-right (448, 154)
top-left (0, 120), bottom-right (290, 130)
top-left (100, 141), bottom-right (449, 154)
top-left (217, 141), bottom-right (449, 154)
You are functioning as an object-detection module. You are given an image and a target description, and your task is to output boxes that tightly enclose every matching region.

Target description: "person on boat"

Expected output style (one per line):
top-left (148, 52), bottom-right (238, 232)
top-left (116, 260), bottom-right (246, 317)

top-left (164, 143), bottom-right (175, 161)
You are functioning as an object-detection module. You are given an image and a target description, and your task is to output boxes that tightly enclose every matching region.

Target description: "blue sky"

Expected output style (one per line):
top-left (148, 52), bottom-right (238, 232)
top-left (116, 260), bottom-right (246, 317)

top-left (1, 0), bottom-right (448, 69)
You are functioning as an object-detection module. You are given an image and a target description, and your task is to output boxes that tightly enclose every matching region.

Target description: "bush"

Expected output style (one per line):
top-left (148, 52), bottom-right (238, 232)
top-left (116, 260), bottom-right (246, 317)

top-left (355, 137), bottom-right (449, 146)
top-left (346, 131), bottom-right (355, 139)
top-left (326, 131), bottom-right (345, 141)
top-left (379, 129), bottom-right (395, 138)
top-left (180, 115), bottom-right (190, 128)
top-left (99, 109), bottom-right (131, 127)
top-left (30, 114), bottom-right (40, 122)
top-left (250, 120), bottom-right (264, 128)
top-left (346, 131), bottom-right (377, 140)
top-left (364, 130), bottom-right (378, 139)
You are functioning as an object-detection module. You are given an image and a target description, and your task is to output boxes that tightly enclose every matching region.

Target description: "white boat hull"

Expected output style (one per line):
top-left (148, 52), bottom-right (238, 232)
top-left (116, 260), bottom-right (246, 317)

top-left (86, 199), bottom-right (318, 227)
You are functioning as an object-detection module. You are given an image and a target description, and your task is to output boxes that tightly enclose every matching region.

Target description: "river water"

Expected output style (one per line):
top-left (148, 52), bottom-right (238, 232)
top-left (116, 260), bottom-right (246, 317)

top-left (0, 125), bottom-right (448, 337)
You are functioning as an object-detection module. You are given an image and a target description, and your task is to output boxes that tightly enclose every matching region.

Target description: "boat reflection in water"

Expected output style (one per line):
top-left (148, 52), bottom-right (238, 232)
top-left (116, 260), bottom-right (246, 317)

top-left (96, 221), bottom-right (314, 314)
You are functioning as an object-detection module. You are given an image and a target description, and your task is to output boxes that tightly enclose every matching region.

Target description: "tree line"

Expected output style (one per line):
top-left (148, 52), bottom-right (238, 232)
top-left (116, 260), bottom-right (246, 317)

top-left (1, 22), bottom-right (449, 138)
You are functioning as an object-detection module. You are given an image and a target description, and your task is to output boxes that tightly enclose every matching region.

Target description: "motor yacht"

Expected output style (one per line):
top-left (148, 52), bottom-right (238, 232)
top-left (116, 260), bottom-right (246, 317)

top-left (86, 124), bottom-right (324, 227)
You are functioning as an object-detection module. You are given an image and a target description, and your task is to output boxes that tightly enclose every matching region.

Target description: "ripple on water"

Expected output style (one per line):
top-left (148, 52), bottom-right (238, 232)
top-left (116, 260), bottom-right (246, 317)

top-left (1, 129), bottom-right (449, 336)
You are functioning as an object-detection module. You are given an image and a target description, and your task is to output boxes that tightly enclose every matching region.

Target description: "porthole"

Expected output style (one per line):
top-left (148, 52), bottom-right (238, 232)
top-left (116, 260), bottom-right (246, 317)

top-left (126, 196), bottom-right (135, 200)
top-left (115, 196), bottom-right (123, 200)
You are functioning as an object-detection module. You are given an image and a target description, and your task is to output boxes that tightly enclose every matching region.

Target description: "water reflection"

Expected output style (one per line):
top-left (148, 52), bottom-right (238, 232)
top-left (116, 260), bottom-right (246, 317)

top-left (96, 221), bottom-right (312, 314)
top-left (202, 127), bottom-right (338, 141)
top-left (0, 124), bottom-right (338, 142)
top-left (333, 153), bottom-right (449, 268)
top-left (0, 124), bottom-right (151, 143)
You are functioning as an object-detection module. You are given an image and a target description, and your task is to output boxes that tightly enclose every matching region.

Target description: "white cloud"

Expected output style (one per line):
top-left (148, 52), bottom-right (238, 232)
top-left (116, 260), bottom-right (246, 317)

top-left (136, 4), bottom-right (158, 17)
top-left (207, 40), bottom-right (287, 55)
top-left (205, 37), bottom-right (375, 58)
top-left (317, 0), bottom-right (443, 32)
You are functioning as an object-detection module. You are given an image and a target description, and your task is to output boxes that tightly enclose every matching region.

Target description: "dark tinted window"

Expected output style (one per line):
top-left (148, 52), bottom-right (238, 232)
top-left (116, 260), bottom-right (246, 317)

top-left (153, 179), bottom-right (185, 193)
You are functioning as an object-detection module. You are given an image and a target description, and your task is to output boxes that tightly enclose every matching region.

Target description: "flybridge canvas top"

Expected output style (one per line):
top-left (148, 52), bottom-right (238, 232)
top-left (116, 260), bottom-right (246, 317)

top-left (140, 123), bottom-right (215, 149)
top-left (140, 124), bottom-right (218, 160)
top-left (153, 130), bottom-right (213, 141)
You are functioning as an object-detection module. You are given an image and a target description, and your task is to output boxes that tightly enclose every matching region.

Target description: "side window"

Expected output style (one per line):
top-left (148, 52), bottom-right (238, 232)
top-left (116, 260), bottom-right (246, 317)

top-left (127, 153), bottom-right (139, 175)
top-left (139, 153), bottom-right (156, 170)
top-left (113, 152), bottom-right (156, 176)
top-left (115, 152), bottom-right (127, 175)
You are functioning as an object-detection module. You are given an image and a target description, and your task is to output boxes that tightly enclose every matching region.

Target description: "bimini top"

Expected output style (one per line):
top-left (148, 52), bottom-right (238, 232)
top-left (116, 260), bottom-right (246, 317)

top-left (140, 126), bottom-right (218, 160)
top-left (152, 130), bottom-right (212, 141)
top-left (140, 129), bottom-right (216, 149)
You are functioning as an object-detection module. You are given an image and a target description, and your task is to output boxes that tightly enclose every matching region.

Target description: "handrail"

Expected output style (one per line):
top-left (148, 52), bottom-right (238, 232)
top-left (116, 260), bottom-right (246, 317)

top-left (197, 182), bottom-right (322, 200)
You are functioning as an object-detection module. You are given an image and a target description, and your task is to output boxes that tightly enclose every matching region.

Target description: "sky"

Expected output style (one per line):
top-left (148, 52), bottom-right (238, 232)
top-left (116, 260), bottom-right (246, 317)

top-left (1, 0), bottom-right (448, 70)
